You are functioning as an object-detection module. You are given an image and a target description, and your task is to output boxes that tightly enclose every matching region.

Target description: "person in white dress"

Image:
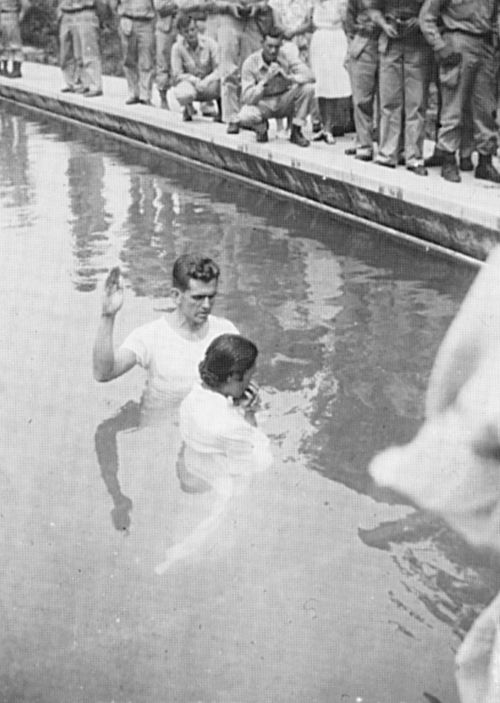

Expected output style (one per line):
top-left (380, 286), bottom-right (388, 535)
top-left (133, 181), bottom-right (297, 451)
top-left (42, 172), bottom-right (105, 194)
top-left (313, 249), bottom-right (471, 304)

top-left (309, 0), bottom-right (352, 142)
top-left (155, 333), bottom-right (272, 572)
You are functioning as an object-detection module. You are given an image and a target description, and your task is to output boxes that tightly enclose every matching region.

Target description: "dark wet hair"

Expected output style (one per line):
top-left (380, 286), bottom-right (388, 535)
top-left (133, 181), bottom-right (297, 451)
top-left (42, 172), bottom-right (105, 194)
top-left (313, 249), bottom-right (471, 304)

top-left (199, 334), bottom-right (258, 388)
top-left (264, 28), bottom-right (284, 41)
top-left (172, 254), bottom-right (220, 292)
top-left (176, 13), bottom-right (196, 33)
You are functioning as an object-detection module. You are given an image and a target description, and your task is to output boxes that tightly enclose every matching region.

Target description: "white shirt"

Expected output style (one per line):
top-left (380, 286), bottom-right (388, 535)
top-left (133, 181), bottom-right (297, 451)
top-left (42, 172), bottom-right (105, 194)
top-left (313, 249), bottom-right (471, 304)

top-left (180, 382), bottom-right (273, 485)
top-left (120, 314), bottom-right (238, 411)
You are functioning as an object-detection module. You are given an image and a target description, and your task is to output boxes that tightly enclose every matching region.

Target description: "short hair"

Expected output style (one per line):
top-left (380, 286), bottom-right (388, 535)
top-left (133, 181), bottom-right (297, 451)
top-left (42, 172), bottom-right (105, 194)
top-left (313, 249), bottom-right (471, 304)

top-left (176, 13), bottom-right (196, 33)
top-left (264, 28), bottom-right (283, 41)
top-left (199, 334), bottom-right (258, 388)
top-left (172, 254), bottom-right (220, 291)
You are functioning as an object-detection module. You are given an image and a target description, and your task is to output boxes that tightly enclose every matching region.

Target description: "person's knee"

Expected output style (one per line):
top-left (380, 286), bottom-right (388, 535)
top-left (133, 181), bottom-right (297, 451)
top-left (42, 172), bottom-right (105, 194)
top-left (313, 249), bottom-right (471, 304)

top-left (173, 83), bottom-right (196, 105)
top-left (236, 104), bottom-right (263, 126)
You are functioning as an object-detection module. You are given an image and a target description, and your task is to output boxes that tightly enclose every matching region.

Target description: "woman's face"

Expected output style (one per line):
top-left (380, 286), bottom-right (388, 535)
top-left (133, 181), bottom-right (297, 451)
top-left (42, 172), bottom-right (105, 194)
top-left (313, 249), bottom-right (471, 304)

top-left (229, 364), bottom-right (256, 399)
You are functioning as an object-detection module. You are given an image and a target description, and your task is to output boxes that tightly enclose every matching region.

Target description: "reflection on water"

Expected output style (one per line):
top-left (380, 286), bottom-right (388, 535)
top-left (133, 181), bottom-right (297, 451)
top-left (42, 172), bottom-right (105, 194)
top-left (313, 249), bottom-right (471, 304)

top-left (1, 100), bottom-right (498, 695)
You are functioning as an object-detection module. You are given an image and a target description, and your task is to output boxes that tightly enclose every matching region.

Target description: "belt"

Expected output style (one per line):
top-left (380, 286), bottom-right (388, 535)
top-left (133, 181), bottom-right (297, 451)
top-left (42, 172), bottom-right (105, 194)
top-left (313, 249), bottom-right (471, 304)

top-left (61, 6), bottom-right (95, 12)
top-left (122, 14), bottom-right (153, 20)
top-left (445, 28), bottom-right (494, 41)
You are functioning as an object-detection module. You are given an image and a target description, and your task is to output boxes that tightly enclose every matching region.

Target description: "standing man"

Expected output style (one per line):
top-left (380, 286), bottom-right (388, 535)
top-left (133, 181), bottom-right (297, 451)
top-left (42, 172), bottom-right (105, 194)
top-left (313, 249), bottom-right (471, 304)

top-left (234, 29), bottom-right (315, 145)
top-left (154, 0), bottom-right (177, 108)
top-left (419, 0), bottom-right (500, 183)
top-left (171, 13), bottom-right (221, 121)
top-left (112, 0), bottom-right (155, 104)
top-left (344, 0), bottom-right (380, 161)
top-left (58, 0), bottom-right (103, 96)
top-left (367, 0), bottom-right (432, 175)
top-left (0, 0), bottom-right (28, 78)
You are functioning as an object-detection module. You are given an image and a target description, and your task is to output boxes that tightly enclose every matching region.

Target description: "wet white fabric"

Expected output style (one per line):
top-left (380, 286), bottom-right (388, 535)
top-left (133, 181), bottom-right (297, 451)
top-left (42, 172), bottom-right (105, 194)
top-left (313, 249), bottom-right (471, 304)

top-left (179, 382), bottom-right (273, 484)
top-left (369, 246), bottom-right (500, 703)
top-left (120, 314), bottom-right (238, 411)
top-left (155, 383), bottom-right (273, 573)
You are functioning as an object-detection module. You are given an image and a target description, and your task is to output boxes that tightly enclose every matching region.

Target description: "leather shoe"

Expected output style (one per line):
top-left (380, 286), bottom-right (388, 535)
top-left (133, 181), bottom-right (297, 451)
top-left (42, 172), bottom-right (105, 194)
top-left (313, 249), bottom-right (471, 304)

top-left (375, 160), bottom-right (396, 169)
top-left (475, 159), bottom-right (500, 184)
top-left (74, 85), bottom-right (89, 94)
top-left (344, 146), bottom-right (357, 155)
top-left (459, 156), bottom-right (474, 172)
top-left (227, 122), bottom-right (240, 134)
top-left (442, 161), bottom-right (461, 183)
top-left (290, 125), bottom-right (310, 147)
top-left (424, 148), bottom-right (446, 168)
top-left (355, 150), bottom-right (373, 161)
top-left (61, 86), bottom-right (75, 93)
top-left (139, 99), bottom-right (152, 105)
top-left (85, 89), bottom-right (103, 98)
top-left (255, 121), bottom-right (269, 143)
top-left (125, 96), bottom-right (140, 105)
top-left (312, 121), bottom-right (322, 133)
top-left (182, 107), bottom-right (193, 122)
top-left (407, 164), bottom-right (428, 176)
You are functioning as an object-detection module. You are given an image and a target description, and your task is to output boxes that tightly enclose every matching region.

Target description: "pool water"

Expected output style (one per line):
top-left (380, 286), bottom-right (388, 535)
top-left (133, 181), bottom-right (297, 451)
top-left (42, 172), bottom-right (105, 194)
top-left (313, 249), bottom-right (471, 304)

top-left (1, 101), bottom-right (497, 703)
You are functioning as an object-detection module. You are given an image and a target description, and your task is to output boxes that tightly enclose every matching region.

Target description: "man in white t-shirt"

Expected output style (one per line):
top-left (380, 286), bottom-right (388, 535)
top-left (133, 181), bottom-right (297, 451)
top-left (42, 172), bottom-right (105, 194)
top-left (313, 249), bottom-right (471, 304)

top-left (93, 254), bottom-right (238, 530)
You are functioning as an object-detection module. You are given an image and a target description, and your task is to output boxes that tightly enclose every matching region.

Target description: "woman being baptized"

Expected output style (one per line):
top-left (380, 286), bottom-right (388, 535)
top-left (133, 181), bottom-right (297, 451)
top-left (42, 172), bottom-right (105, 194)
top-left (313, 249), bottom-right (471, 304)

top-left (155, 334), bottom-right (273, 573)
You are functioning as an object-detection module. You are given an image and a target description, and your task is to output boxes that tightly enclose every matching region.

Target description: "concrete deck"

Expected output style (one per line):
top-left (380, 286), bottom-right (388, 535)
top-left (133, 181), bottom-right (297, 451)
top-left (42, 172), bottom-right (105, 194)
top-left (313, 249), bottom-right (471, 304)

top-left (1, 61), bottom-right (499, 260)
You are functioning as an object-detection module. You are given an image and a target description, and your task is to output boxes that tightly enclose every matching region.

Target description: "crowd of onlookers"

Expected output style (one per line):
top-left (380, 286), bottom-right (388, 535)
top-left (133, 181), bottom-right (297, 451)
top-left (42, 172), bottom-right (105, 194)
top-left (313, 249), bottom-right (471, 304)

top-left (1, 0), bottom-right (500, 183)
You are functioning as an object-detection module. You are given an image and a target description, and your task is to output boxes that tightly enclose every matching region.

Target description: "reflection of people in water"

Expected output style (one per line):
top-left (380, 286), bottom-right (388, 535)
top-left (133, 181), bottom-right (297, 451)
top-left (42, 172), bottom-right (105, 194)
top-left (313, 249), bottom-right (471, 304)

top-left (93, 254), bottom-right (238, 531)
top-left (370, 247), bottom-right (500, 703)
top-left (155, 334), bottom-right (273, 573)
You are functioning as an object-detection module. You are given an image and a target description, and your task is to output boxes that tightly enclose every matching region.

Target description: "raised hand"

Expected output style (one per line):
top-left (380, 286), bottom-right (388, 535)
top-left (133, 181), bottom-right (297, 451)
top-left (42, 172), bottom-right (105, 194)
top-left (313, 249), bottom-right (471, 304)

top-left (102, 266), bottom-right (124, 317)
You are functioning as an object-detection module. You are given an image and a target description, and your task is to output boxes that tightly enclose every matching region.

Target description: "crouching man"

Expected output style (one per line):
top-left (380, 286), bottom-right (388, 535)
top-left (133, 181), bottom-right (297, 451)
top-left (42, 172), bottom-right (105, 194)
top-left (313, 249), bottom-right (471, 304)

top-left (171, 13), bottom-right (221, 121)
top-left (234, 28), bottom-right (315, 145)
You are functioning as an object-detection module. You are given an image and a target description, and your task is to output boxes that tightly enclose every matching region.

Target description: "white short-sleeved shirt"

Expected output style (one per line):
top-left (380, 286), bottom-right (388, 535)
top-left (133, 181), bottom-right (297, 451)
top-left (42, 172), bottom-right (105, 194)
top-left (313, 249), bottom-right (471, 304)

top-left (120, 314), bottom-right (238, 410)
top-left (180, 382), bottom-right (273, 484)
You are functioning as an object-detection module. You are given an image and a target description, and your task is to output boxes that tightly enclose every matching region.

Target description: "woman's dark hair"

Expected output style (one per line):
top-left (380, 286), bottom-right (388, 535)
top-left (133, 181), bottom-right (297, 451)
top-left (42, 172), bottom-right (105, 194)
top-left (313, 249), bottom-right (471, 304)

top-left (199, 334), bottom-right (258, 388)
top-left (172, 254), bottom-right (220, 292)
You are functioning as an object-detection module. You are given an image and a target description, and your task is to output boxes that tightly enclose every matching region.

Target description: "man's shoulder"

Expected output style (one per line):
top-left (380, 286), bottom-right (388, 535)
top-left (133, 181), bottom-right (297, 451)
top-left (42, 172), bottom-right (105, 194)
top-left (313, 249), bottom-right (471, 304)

top-left (208, 314), bottom-right (239, 334)
top-left (124, 317), bottom-right (168, 340)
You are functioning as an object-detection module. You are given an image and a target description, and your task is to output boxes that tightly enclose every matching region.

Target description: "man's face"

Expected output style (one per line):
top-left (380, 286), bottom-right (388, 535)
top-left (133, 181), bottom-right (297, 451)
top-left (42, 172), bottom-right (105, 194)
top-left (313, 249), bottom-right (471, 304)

top-left (262, 36), bottom-right (281, 64)
top-left (182, 20), bottom-right (199, 48)
top-left (175, 278), bottom-right (218, 328)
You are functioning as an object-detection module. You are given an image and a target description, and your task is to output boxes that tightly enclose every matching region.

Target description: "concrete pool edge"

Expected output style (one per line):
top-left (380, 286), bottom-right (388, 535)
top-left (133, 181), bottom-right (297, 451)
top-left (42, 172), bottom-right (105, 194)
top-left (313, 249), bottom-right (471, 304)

top-left (1, 64), bottom-right (498, 262)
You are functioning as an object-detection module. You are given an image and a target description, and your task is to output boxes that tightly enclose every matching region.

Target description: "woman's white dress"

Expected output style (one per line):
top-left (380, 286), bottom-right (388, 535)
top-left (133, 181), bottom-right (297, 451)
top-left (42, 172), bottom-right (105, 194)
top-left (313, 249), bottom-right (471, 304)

top-left (180, 382), bottom-right (273, 488)
top-left (309, 0), bottom-right (351, 99)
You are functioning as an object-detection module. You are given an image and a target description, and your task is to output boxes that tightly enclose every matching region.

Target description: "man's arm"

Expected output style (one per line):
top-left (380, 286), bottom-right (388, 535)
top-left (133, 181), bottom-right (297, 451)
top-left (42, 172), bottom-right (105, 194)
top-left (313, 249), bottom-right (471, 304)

top-left (344, 0), bottom-right (357, 39)
top-left (199, 38), bottom-right (220, 84)
top-left (93, 268), bottom-right (137, 382)
top-left (363, 0), bottom-right (399, 37)
top-left (171, 41), bottom-right (196, 84)
top-left (241, 56), bottom-right (267, 104)
top-left (419, 0), bottom-right (447, 52)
